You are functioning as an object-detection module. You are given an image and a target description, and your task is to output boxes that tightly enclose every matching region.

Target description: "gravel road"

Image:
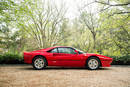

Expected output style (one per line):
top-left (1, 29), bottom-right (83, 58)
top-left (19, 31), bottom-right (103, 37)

top-left (0, 65), bottom-right (130, 87)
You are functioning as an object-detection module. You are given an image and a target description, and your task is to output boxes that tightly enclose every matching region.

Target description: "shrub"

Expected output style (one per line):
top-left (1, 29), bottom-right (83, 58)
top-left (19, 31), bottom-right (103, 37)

top-left (0, 53), bottom-right (130, 65)
top-left (110, 55), bottom-right (130, 65)
top-left (0, 53), bottom-right (24, 64)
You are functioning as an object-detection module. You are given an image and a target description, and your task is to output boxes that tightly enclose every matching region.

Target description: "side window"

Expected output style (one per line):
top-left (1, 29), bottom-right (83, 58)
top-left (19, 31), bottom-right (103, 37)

top-left (58, 48), bottom-right (76, 54)
top-left (50, 48), bottom-right (58, 53)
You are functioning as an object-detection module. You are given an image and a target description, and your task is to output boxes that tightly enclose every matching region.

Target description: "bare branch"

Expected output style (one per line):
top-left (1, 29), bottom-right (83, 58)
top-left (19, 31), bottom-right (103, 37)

top-left (95, 0), bottom-right (130, 6)
top-left (108, 11), bottom-right (130, 17)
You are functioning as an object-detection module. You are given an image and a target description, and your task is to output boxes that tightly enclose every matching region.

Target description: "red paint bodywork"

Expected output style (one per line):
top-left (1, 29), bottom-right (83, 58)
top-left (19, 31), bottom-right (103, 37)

top-left (24, 46), bottom-right (113, 67)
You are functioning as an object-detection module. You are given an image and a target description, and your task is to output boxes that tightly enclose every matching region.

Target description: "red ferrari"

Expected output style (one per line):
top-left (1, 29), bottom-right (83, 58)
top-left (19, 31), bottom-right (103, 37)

top-left (24, 46), bottom-right (113, 70)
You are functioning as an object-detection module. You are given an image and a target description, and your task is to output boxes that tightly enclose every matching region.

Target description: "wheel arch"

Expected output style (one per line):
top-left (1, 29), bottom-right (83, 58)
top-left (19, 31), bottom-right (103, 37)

top-left (86, 56), bottom-right (102, 67)
top-left (32, 55), bottom-right (48, 66)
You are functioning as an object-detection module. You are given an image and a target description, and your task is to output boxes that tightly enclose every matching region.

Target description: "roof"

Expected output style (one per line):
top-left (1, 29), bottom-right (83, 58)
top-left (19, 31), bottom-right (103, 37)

top-left (32, 46), bottom-right (73, 52)
top-left (53, 46), bottom-right (72, 48)
top-left (43, 46), bottom-right (73, 51)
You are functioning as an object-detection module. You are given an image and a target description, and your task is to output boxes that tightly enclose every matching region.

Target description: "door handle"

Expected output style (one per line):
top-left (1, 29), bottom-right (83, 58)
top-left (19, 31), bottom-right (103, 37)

top-left (53, 53), bottom-right (57, 56)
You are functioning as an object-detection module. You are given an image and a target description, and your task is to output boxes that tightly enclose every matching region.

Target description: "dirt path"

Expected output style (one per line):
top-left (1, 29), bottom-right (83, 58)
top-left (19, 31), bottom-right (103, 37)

top-left (0, 65), bottom-right (130, 87)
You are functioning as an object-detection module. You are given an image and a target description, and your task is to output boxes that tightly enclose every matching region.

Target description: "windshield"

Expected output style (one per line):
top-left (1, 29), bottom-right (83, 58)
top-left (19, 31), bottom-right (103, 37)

top-left (74, 48), bottom-right (86, 54)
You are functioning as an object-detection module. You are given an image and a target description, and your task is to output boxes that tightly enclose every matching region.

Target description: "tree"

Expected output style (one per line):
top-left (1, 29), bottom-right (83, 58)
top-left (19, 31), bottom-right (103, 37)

top-left (0, 0), bottom-right (23, 53)
top-left (17, 0), bottom-right (67, 49)
top-left (98, 5), bottom-right (130, 55)
top-left (95, 0), bottom-right (130, 17)
top-left (78, 5), bottom-right (99, 50)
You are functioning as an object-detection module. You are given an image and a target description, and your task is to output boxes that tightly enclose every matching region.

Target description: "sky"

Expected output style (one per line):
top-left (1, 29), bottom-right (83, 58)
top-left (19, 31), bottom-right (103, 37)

top-left (54, 0), bottom-right (98, 19)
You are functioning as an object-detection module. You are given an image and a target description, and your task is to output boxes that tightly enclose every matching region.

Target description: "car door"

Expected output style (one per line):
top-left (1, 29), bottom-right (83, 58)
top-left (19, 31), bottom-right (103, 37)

top-left (46, 47), bottom-right (69, 66)
top-left (46, 48), bottom-right (62, 66)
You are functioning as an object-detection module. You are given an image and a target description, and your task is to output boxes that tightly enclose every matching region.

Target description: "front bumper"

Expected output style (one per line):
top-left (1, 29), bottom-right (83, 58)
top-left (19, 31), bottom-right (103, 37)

top-left (100, 57), bottom-right (113, 67)
top-left (101, 60), bottom-right (113, 67)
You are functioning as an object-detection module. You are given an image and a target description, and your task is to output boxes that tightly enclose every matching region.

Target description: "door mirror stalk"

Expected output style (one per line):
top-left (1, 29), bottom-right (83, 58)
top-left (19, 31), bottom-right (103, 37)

top-left (74, 50), bottom-right (78, 54)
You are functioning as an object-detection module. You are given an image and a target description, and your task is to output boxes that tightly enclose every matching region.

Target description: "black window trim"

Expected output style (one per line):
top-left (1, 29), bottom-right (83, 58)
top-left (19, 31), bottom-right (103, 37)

top-left (47, 47), bottom-right (77, 54)
top-left (47, 48), bottom-right (58, 53)
top-left (57, 47), bottom-right (76, 54)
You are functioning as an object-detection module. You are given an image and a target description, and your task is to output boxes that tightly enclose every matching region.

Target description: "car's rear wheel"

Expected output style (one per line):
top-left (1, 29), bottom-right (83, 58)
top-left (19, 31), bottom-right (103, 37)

top-left (32, 56), bottom-right (47, 70)
top-left (86, 57), bottom-right (100, 70)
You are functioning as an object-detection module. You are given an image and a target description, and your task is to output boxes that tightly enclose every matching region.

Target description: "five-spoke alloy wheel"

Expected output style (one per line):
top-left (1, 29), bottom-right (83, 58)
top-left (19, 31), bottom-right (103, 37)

top-left (32, 56), bottom-right (47, 70)
top-left (87, 57), bottom-right (100, 70)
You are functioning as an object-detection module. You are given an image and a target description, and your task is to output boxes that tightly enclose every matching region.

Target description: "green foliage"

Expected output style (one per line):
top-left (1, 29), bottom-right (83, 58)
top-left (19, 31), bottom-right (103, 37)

top-left (0, 0), bottom-right (129, 64)
top-left (110, 55), bottom-right (130, 65)
top-left (0, 53), bottom-right (24, 64)
top-left (0, 53), bottom-right (129, 64)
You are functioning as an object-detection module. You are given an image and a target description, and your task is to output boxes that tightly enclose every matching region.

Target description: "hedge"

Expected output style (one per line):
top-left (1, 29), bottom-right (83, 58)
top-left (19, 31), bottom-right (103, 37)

top-left (110, 55), bottom-right (130, 65)
top-left (0, 53), bottom-right (130, 65)
top-left (0, 53), bottom-right (24, 64)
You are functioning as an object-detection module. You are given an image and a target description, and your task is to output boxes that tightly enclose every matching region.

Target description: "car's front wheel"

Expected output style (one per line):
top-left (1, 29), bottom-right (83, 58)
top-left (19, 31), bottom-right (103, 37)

top-left (86, 57), bottom-right (100, 70)
top-left (32, 56), bottom-right (47, 70)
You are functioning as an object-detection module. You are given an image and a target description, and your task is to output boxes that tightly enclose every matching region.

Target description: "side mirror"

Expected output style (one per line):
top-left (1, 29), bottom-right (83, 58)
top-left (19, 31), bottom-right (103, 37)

top-left (74, 50), bottom-right (78, 54)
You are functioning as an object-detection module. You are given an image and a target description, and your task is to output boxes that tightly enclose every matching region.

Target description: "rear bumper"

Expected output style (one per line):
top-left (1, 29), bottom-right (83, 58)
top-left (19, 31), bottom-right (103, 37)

top-left (24, 52), bottom-right (32, 64)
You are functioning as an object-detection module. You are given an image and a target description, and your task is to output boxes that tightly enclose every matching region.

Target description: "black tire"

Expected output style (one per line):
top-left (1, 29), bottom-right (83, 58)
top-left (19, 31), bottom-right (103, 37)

top-left (86, 57), bottom-right (100, 70)
top-left (32, 56), bottom-right (47, 70)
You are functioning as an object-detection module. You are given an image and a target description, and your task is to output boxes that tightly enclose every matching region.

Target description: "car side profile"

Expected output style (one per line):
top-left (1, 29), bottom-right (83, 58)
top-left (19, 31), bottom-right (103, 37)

top-left (24, 46), bottom-right (113, 70)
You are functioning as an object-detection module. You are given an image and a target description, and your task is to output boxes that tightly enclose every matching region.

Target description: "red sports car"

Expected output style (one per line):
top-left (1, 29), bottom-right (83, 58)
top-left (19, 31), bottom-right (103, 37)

top-left (24, 46), bottom-right (113, 70)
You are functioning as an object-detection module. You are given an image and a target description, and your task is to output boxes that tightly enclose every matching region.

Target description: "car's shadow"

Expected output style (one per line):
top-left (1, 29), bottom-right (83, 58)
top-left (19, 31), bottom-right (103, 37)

top-left (21, 66), bottom-right (111, 71)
